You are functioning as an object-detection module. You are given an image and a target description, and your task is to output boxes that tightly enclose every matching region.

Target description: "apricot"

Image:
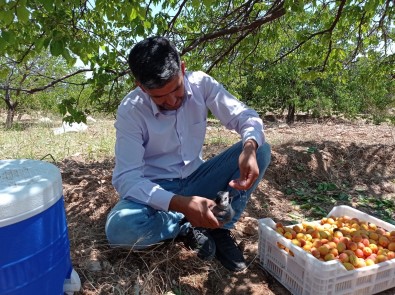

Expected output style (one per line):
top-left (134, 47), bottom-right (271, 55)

top-left (332, 237), bottom-right (340, 244)
top-left (319, 230), bottom-right (329, 239)
top-left (347, 242), bottom-right (358, 251)
top-left (276, 228), bottom-right (285, 234)
top-left (311, 248), bottom-right (320, 258)
top-left (291, 239), bottom-right (301, 247)
top-left (363, 247), bottom-right (373, 257)
top-left (344, 250), bottom-right (355, 256)
top-left (356, 258), bottom-right (366, 268)
top-left (333, 230), bottom-right (343, 239)
top-left (349, 254), bottom-right (358, 267)
top-left (355, 249), bottom-right (364, 258)
top-left (293, 224), bottom-right (303, 233)
top-left (337, 242), bottom-right (346, 253)
top-left (351, 223), bottom-right (360, 230)
top-left (368, 253), bottom-right (377, 261)
top-left (318, 245), bottom-right (330, 256)
top-left (362, 238), bottom-right (370, 247)
top-left (360, 223), bottom-right (369, 231)
top-left (313, 240), bottom-right (323, 248)
top-left (376, 254), bottom-right (388, 263)
top-left (352, 234), bottom-right (363, 243)
top-left (296, 232), bottom-right (305, 240)
top-left (369, 243), bottom-right (378, 253)
top-left (339, 237), bottom-right (350, 244)
top-left (284, 231), bottom-right (293, 239)
top-left (338, 253), bottom-right (349, 263)
top-left (387, 251), bottom-right (395, 260)
top-left (379, 236), bottom-right (390, 247)
top-left (305, 233), bottom-right (313, 241)
top-left (324, 253), bottom-right (335, 261)
top-left (369, 232), bottom-right (379, 241)
top-left (368, 222), bottom-right (377, 230)
top-left (330, 248), bottom-right (339, 257)
top-left (311, 230), bottom-right (320, 239)
top-left (365, 258), bottom-right (375, 266)
top-left (327, 241), bottom-right (337, 249)
top-left (327, 217), bottom-right (336, 224)
top-left (299, 239), bottom-right (306, 247)
top-left (343, 262), bottom-right (355, 270)
top-left (320, 238), bottom-right (329, 244)
top-left (388, 242), bottom-right (395, 252)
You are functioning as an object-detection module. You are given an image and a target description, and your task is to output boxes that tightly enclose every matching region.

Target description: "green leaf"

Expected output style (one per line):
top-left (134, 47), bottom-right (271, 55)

top-left (143, 20), bottom-right (151, 29)
top-left (37, 0), bottom-right (53, 11)
top-left (0, 9), bottom-right (14, 24)
top-left (1, 31), bottom-right (13, 43)
top-left (16, 5), bottom-right (30, 22)
top-left (129, 8), bottom-right (138, 21)
top-left (191, 0), bottom-right (200, 8)
top-left (50, 39), bottom-right (65, 56)
top-left (35, 37), bottom-right (46, 51)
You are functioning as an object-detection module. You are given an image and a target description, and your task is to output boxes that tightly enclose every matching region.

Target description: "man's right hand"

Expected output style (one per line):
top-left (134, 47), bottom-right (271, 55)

top-left (169, 195), bottom-right (221, 229)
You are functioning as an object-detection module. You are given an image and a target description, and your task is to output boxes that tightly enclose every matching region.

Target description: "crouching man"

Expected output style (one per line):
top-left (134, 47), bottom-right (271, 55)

top-left (105, 36), bottom-right (271, 272)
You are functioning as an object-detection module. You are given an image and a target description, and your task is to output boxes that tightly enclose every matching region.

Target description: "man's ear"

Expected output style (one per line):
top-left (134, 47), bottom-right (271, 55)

top-left (181, 61), bottom-right (186, 75)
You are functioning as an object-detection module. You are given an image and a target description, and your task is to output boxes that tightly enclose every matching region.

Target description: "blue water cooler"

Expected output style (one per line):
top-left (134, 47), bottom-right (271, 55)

top-left (0, 159), bottom-right (81, 295)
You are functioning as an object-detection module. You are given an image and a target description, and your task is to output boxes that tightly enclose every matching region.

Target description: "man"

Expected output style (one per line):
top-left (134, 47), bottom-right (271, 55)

top-left (105, 36), bottom-right (271, 272)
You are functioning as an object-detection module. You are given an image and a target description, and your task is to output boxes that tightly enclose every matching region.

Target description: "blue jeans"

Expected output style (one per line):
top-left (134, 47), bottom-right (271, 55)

top-left (105, 141), bottom-right (271, 249)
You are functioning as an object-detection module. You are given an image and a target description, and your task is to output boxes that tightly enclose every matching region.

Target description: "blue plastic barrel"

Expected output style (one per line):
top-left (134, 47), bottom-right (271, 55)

top-left (0, 159), bottom-right (79, 295)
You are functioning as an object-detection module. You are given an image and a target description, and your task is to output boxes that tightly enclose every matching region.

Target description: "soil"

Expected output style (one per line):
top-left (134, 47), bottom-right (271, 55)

top-left (61, 119), bottom-right (395, 295)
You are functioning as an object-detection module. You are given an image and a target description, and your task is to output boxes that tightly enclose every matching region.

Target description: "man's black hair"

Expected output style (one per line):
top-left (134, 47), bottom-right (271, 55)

top-left (128, 36), bottom-right (181, 89)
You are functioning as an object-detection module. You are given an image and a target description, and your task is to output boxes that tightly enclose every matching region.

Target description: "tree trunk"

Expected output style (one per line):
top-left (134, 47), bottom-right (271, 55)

top-left (4, 88), bottom-right (18, 129)
top-left (286, 103), bottom-right (295, 124)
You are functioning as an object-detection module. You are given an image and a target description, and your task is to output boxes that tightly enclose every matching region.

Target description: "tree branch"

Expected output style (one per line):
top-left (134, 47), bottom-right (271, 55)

top-left (271, 0), bottom-right (346, 65)
top-left (181, 1), bottom-right (285, 55)
top-left (207, 30), bottom-right (252, 72)
top-left (0, 69), bottom-right (93, 94)
top-left (166, 0), bottom-right (188, 33)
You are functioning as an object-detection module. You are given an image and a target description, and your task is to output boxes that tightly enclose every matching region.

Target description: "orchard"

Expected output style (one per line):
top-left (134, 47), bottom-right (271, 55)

top-left (275, 216), bottom-right (395, 271)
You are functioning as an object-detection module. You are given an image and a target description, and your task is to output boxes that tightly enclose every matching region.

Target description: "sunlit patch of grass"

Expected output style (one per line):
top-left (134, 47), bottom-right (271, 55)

top-left (0, 118), bottom-right (115, 162)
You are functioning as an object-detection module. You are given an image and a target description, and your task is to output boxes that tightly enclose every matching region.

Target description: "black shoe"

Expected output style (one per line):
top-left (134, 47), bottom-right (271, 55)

top-left (211, 228), bottom-right (247, 272)
top-left (182, 227), bottom-right (216, 261)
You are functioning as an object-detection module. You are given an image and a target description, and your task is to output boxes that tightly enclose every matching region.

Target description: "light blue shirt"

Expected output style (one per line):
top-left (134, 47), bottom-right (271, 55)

top-left (113, 71), bottom-right (265, 211)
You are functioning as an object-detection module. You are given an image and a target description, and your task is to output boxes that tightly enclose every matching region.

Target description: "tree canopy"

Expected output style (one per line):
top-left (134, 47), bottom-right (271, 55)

top-left (0, 0), bottom-right (394, 124)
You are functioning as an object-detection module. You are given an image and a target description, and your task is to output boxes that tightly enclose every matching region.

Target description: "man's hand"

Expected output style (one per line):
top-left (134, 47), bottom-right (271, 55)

top-left (169, 195), bottom-right (221, 228)
top-left (229, 139), bottom-right (259, 190)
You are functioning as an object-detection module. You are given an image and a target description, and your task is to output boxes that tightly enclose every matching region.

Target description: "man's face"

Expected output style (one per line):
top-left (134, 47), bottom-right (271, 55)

top-left (140, 62), bottom-right (186, 111)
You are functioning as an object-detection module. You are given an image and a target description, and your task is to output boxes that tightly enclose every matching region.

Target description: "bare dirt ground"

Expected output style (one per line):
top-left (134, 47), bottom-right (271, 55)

top-left (61, 119), bottom-right (395, 295)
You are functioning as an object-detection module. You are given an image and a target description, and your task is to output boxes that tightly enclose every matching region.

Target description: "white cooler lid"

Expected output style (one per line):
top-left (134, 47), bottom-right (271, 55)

top-left (0, 159), bottom-right (63, 227)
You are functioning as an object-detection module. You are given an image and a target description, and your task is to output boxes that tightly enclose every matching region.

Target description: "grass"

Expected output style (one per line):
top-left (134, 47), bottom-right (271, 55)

top-left (0, 116), bottom-right (116, 162)
top-left (0, 116), bottom-right (237, 163)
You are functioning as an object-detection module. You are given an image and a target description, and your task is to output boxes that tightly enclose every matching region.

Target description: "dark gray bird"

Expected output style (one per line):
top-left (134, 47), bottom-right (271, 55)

top-left (211, 191), bottom-right (235, 223)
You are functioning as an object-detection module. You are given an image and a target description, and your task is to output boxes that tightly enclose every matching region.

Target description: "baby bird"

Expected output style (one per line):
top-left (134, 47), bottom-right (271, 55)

top-left (211, 191), bottom-right (235, 223)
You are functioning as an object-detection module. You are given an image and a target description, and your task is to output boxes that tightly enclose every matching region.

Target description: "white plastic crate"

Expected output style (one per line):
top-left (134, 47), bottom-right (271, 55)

top-left (258, 205), bottom-right (395, 295)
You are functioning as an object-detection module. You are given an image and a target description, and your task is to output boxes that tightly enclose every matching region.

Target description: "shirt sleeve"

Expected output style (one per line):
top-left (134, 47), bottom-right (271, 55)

top-left (112, 99), bottom-right (174, 211)
top-left (201, 73), bottom-right (265, 146)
